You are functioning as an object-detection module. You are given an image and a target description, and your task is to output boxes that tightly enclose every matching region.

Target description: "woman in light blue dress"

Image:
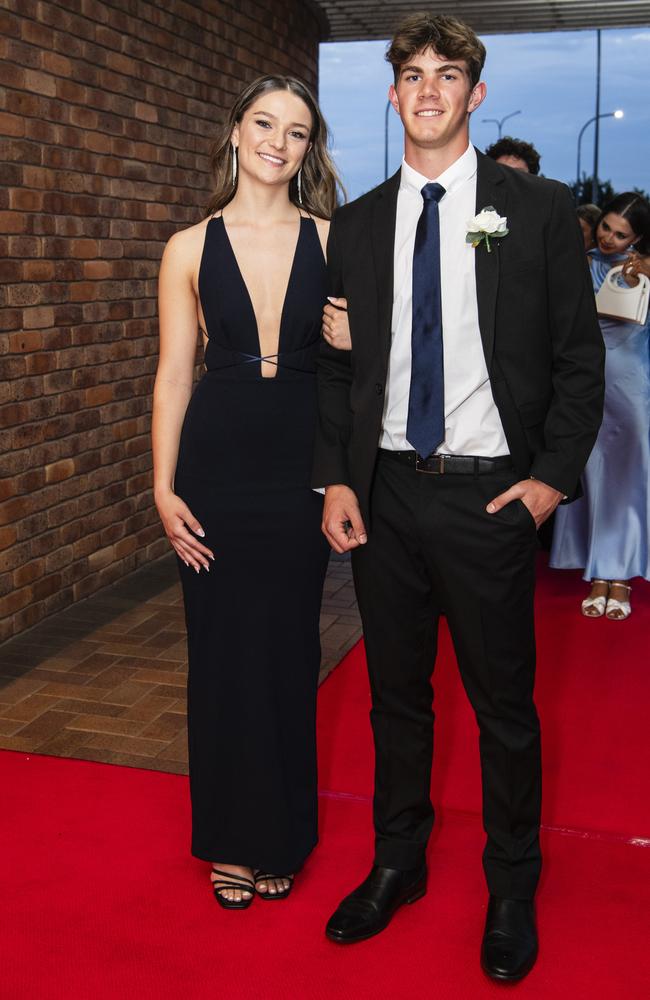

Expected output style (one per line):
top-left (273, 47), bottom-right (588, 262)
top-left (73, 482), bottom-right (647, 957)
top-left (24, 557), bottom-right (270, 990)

top-left (550, 193), bottom-right (650, 620)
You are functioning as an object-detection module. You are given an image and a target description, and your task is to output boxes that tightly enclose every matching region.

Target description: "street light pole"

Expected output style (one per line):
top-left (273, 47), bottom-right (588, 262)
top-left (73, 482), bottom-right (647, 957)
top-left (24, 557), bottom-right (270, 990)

top-left (592, 29), bottom-right (602, 204)
top-left (576, 110), bottom-right (624, 204)
top-left (481, 109), bottom-right (521, 139)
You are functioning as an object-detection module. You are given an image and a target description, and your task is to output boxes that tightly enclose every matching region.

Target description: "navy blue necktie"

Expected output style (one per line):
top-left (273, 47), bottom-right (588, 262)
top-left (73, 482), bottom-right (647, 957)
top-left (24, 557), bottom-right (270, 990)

top-left (406, 182), bottom-right (446, 459)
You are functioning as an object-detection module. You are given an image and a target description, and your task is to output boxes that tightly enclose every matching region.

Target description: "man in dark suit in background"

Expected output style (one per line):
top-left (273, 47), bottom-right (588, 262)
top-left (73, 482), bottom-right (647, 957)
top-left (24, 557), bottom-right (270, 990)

top-left (313, 12), bottom-right (604, 982)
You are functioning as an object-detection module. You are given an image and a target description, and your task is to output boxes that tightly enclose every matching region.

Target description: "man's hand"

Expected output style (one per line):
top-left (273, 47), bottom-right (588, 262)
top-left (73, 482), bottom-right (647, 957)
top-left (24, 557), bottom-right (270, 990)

top-left (322, 484), bottom-right (367, 553)
top-left (486, 478), bottom-right (563, 528)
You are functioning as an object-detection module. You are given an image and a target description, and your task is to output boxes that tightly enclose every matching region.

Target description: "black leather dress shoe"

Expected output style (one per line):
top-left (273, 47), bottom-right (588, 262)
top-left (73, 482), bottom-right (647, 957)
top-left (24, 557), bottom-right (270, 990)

top-left (325, 864), bottom-right (427, 944)
top-left (481, 895), bottom-right (538, 982)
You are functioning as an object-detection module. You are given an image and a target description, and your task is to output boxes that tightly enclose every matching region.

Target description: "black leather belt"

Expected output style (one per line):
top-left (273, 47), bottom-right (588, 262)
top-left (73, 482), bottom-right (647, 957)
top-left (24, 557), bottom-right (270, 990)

top-left (379, 450), bottom-right (513, 475)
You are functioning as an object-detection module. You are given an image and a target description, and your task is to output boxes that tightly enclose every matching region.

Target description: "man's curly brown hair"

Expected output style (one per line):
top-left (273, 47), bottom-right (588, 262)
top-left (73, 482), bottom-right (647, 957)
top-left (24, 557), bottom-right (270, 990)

top-left (386, 12), bottom-right (486, 88)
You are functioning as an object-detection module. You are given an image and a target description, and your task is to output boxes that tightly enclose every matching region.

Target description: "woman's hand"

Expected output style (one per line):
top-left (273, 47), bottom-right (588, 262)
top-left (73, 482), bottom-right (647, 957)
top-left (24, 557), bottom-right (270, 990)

top-left (322, 297), bottom-right (352, 350)
top-left (155, 489), bottom-right (214, 572)
top-left (621, 251), bottom-right (650, 285)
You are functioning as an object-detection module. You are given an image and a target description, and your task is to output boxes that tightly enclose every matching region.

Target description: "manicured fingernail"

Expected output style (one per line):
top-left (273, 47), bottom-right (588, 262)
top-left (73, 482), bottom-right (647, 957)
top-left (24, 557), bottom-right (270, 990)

top-left (196, 528), bottom-right (205, 537)
top-left (359, 533), bottom-right (367, 544)
top-left (195, 566), bottom-right (200, 574)
top-left (183, 560), bottom-right (189, 567)
top-left (209, 554), bottom-right (215, 561)
top-left (487, 503), bottom-right (496, 513)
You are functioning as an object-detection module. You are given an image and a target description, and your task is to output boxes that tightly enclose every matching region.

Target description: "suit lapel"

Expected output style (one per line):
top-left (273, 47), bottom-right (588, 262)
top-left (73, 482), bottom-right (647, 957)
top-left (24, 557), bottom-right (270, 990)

top-left (371, 170), bottom-right (401, 357)
top-left (474, 150), bottom-right (506, 368)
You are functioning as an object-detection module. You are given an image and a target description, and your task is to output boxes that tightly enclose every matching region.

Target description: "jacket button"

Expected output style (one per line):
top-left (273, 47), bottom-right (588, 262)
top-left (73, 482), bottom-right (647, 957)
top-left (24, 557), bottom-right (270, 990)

top-left (375, 383), bottom-right (384, 395)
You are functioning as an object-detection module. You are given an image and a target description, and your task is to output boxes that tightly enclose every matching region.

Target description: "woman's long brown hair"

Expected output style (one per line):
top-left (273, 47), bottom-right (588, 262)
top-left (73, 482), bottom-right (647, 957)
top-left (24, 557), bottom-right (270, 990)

top-left (206, 75), bottom-right (344, 220)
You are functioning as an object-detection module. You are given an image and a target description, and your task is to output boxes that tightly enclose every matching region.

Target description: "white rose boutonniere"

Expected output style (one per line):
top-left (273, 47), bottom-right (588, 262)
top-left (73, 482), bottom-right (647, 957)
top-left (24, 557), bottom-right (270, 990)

top-left (466, 206), bottom-right (509, 253)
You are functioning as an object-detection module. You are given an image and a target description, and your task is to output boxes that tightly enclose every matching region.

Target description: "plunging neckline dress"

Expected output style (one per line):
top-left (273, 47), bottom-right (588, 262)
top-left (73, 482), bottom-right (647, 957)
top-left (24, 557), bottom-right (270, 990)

top-left (175, 215), bottom-right (330, 872)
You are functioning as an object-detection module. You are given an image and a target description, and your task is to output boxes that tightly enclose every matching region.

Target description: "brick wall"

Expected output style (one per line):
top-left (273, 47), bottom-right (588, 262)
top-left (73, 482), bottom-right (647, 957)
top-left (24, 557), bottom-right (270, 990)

top-left (0, 0), bottom-right (322, 641)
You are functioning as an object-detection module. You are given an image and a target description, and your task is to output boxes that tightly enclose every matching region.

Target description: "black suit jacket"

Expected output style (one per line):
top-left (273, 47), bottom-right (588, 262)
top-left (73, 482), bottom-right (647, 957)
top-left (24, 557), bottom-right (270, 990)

top-left (313, 149), bottom-right (605, 525)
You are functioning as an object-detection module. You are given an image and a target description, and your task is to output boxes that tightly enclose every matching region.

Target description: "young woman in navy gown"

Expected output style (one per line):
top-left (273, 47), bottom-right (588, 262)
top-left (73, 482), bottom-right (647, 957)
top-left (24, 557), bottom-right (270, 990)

top-left (550, 193), bottom-right (650, 619)
top-left (152, 77), bottom-right (341, 907)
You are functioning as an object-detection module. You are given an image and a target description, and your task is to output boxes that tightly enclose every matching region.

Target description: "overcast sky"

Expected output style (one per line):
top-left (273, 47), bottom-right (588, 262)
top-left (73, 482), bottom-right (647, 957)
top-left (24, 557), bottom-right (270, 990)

top-left (319, 28), bottom-right (650, 200)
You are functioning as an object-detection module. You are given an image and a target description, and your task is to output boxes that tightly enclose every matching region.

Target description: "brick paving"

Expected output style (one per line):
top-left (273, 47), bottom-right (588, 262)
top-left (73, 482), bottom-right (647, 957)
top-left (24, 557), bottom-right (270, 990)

top-left (0, 553), bottom-right (361, 775)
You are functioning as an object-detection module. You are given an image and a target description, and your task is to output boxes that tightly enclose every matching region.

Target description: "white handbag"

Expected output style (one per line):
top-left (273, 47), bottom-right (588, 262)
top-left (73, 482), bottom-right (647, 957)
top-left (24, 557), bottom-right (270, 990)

top-left (595, 264), bottom-right (649, 325)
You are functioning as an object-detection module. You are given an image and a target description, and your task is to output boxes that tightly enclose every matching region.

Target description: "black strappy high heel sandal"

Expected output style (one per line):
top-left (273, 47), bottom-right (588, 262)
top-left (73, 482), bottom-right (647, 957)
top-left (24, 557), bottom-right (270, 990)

top-left (210, 868), bottom-right (255, 910)
top-left (254, 871), bottom-right (294, 901)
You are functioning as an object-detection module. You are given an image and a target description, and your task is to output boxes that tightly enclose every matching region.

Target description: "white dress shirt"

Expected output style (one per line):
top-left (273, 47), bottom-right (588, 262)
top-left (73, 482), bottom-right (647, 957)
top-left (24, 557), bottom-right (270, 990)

top-left (380, 144), bottom-right (508, 456)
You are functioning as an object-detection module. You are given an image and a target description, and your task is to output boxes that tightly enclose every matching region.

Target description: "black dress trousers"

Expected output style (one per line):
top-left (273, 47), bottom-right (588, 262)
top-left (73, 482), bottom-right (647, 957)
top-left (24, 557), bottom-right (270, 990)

top-left (351, 452), bottom-right (541, 900)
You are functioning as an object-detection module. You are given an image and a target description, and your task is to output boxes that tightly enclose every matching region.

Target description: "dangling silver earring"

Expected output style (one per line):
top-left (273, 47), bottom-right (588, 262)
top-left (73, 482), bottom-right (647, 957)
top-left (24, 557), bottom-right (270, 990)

top-left (231, 145), bottom-right (238, 186)
top-left (297, 167), bottom-right (303, 205)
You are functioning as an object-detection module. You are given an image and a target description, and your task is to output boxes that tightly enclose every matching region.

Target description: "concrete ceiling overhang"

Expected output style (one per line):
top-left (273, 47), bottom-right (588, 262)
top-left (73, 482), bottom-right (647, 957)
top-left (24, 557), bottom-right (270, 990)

top-left (313, 1), bottom-right (650, 41)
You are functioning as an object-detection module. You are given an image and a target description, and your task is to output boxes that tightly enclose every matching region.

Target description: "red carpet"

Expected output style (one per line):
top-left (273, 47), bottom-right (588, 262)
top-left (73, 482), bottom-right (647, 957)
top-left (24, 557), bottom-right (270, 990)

top-left (2, 560), bottom-right (649, 999)
top-left (319, 559), bottom-right (650, 838)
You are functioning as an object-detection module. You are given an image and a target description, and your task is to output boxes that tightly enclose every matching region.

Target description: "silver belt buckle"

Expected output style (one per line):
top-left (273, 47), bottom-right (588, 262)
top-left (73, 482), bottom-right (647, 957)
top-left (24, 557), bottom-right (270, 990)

top-left (415, 454), bottom-right (445, 474)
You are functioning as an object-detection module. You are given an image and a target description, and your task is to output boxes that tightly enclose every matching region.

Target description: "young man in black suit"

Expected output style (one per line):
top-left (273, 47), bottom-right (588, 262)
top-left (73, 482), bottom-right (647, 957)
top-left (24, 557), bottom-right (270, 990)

top-left (314, 12), bottom-right (604, 982)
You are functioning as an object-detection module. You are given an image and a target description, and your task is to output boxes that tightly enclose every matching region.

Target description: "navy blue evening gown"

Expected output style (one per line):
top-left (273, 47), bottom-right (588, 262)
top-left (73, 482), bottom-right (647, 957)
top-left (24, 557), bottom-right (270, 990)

top-left (175, 215), bottom-right (330, 872)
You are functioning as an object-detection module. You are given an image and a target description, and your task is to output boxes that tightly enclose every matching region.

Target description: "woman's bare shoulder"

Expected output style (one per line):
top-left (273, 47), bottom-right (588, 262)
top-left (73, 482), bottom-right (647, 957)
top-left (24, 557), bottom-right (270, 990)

top-left (163, 217), bottom-right (211, 266)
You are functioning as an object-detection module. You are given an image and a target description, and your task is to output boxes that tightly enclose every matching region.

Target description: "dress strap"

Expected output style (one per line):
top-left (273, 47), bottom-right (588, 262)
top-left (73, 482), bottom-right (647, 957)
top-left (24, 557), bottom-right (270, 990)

top-left (205, 336), bottom-right (321, 375)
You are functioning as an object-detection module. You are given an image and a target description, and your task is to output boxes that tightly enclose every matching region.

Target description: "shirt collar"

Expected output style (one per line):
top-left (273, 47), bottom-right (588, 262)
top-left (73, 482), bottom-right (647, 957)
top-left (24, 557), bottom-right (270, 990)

top-left (400, 144), bottom-right (477, 199)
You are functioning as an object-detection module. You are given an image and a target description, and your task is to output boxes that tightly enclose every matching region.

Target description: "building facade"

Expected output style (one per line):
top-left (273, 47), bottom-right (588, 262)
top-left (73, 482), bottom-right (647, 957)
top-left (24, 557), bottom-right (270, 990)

top-left (0, 0), bottom-right (322, 640)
